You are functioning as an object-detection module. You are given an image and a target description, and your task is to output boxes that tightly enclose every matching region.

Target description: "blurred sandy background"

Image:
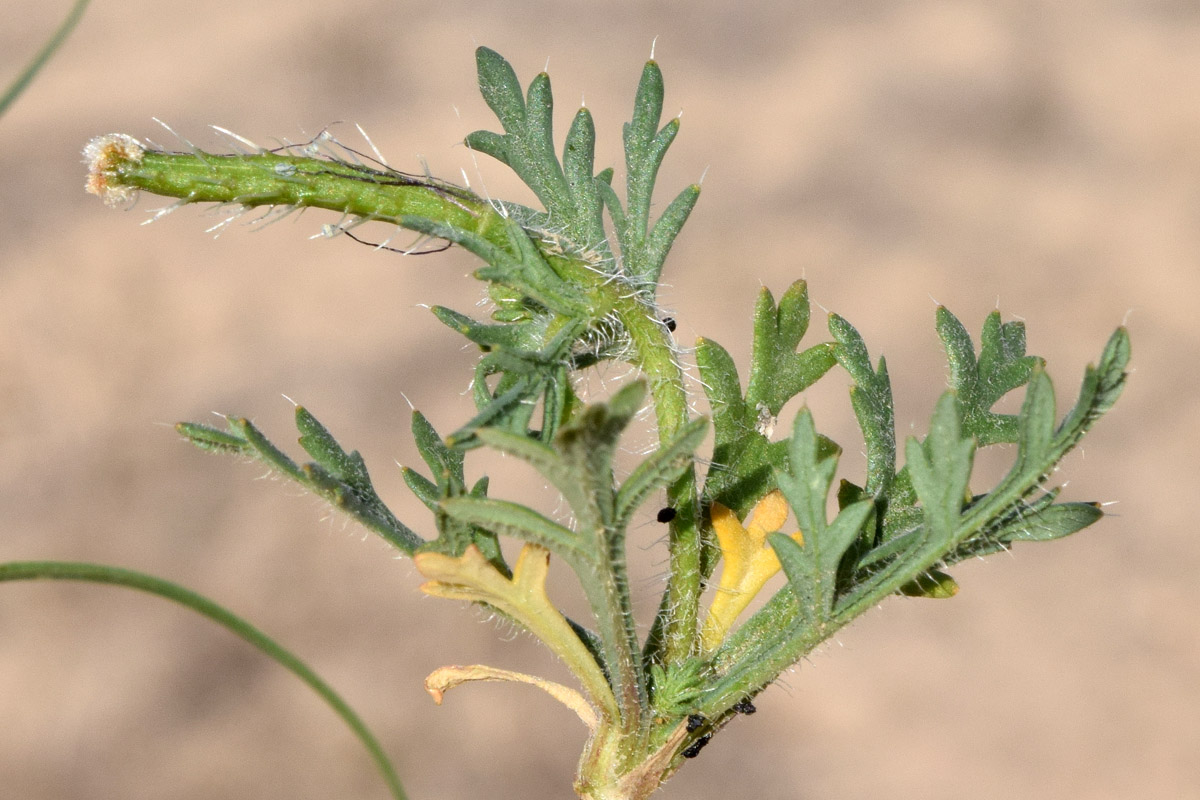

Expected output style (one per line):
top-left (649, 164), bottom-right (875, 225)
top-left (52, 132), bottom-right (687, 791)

top-left (1, 1), bottom-right (1196, 798)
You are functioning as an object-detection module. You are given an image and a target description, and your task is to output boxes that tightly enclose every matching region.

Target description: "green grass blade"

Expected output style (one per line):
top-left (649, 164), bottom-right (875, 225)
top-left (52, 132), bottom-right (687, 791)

top-left (0, 0), bottom-right (90, 118)
top-left (0, 560), bottom-right (407, 800)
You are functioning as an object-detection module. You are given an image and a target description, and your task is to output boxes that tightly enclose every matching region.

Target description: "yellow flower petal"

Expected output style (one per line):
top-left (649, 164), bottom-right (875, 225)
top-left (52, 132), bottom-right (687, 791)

top-left (744, 490), bottom-right (789, 543)
top-left (701, 491), bottom-right (802, 653)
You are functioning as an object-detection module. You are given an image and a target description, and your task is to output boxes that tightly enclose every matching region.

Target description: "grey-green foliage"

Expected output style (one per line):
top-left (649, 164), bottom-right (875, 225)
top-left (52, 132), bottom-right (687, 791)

top-left (411, 48), bottom-right (701, 452)
top-left (465, 47), bottom-right (699, 292)
top-left (773, 410), bottom-right (875, 626)
top-left (159, 45), bottom-right (1130, 796)
top-left (403, 410), bottom-right (506, 572)
top-left (178, 409), bottom-right (422, 554)
top-left (700, 317), bottom-right (1127, 717)
top-left (939, 308), bottom-right (1043, 446)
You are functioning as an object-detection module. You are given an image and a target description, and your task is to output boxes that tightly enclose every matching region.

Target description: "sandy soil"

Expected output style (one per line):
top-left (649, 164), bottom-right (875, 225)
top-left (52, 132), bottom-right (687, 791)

top-left (1, 1), bottom-right (1196, 798)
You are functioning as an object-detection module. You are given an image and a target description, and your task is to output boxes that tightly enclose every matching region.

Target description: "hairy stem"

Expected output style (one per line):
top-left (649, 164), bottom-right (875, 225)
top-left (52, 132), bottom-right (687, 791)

top-left (84, 135), bottom-right (512, 251)
top-left (612, 294), bottom-right (699, 668)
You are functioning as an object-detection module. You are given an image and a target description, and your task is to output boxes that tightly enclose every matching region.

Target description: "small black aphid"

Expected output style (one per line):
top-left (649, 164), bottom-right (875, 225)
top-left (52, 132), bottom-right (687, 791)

top-left (662, 316), bottom-right (677, 332)
top-left (681, 733), bottom-right (712, 759)
top-left (686, 713), bottom-right (706, 732)
top-left (732, 698), bottom-right (757, 715)
top-left (656, 507), bottom-right (677, 524)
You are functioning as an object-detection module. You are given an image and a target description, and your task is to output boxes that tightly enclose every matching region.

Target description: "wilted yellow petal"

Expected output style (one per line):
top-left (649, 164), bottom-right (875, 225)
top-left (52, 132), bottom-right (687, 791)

top-left (425, 664), bottom-right (598, 730)
top-left (414, 543), bottom-right (618, 722)
top-left (416, 544), bottom-right (517, 604)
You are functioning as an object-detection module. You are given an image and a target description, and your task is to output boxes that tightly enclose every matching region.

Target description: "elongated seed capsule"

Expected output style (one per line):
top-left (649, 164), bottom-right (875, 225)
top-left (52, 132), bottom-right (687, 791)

top-left (83, 133), bottom-right (507, 248)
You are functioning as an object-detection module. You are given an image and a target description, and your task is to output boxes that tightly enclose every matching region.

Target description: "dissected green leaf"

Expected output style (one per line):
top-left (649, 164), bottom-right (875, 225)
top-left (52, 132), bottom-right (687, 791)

top-left (431, 306), bottom-right (530, 352)
top-left (696, 336), bottom-right (777, 519)
top-left (598, 58), bottom-right (697, 290)
top-left (937, 308), bottom-right (1043, 446)
top-left (995, 501), bottom-right (1103, 543)
top-left (772, 409), bottom-right (873, 621)
top-left (905, 393), bottom-right (975, 543)
top-left (405, 410), bottom-right (505, 572)
top-left (178, 412), bottom-right (422, 554)
top-left (176, 421), bottom-right (251, 455)
top-left (642, 183), bottom-right (700, 281)
top-left (939, 493), bottom-right (1103, 563)
top-left (465, 47), bottom-right (607, 252)
top-left (698, 285), bottom-right (837, 521)
top-left (829, 312), bottom-right (896, 500)
top-left (428, 302), bottom-right (588, 449)
top-left (624, 59), bottom-right (668, 237)
top-left (474, 46), bottom-right (526, 133)
top-left (746, 282), bottom-right (837, 417)
top-left (296, 406), bottom-right (371, 489)
top-left (444, 319), bottom-right (586, 449)
top-left (842, 330), bottom-right (1127, 618)
top-left (230, 417), bottom-right (305, 481)
top-left (401, 467), bottom-right (439, 510)
top-left (561, 108), bottom-right (608, 242)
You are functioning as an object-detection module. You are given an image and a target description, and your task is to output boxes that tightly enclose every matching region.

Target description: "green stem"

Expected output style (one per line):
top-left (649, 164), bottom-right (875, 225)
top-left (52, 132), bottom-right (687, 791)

top-left (612, 295), bottom-right (699, 668)
top-left (0, 561), bottom-right (408, 800)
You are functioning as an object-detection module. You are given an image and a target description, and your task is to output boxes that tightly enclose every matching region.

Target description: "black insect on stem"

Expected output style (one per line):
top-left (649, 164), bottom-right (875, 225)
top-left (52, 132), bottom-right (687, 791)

top-left (732, 698), bottom-right (757, 715)
top-left (681, 733), bottom-right (712, 758)
top-left (662, 316), bottom-right (677, 332)
top-left (656, 507), bottom-right (677, 524)
top-left (685, 713), bottom-right (706, 732)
